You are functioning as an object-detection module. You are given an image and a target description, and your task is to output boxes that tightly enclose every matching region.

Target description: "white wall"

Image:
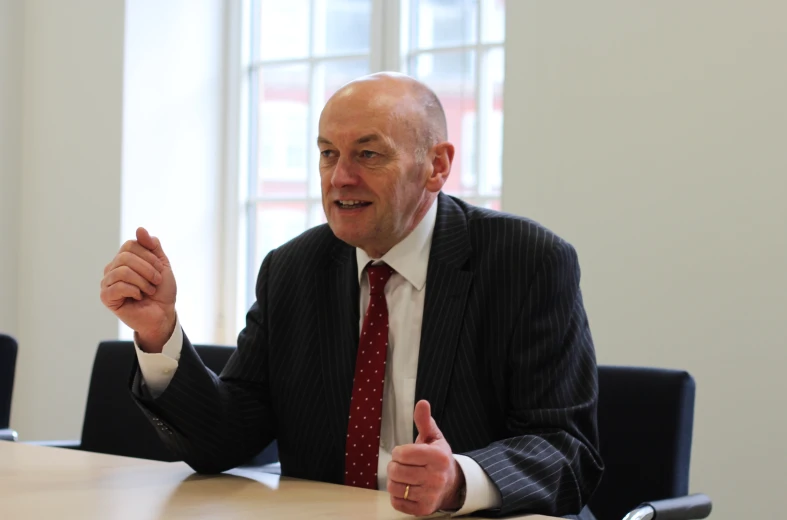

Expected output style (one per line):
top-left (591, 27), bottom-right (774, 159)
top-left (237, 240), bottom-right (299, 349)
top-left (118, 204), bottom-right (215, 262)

top-left (11, 0), bottom-right (125, 439)
top-left (121, 0), bottom-right (226, 344)
top-left (0, 0), bottom-right (23, 336)
top-left (502, 2), bottom-right (787, 519)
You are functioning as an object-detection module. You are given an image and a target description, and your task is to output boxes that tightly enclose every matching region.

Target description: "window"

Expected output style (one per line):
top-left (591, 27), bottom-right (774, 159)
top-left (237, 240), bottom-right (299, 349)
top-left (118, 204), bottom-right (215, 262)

top-left (405, 0), bottom-right (505, 207)
top-left (236, 0), bottom-right (505, 330)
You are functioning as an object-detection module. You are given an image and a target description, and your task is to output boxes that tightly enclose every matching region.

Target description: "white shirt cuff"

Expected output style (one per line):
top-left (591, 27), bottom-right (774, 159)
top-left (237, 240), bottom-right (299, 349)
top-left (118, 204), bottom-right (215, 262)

top-left (134, 318), bottom-right (183, 397)
top-left (450, 454), bottom-right (503, 516)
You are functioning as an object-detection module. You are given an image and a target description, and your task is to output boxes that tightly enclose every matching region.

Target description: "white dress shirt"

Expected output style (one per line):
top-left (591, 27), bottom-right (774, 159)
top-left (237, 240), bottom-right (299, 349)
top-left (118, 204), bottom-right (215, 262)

top-left (136, 199), bottom-right (502, 515)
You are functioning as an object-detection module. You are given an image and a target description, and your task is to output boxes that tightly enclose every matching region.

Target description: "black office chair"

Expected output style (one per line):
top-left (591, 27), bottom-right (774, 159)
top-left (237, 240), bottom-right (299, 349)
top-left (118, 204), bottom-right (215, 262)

top-left (0, 334), bottom-right (19, 442)
top-left (27, 341), bottom-right (277, 467)
top-left (0, 333), bottom-right (18, 429)
top-left (591, 366), bottom-right (712, 520)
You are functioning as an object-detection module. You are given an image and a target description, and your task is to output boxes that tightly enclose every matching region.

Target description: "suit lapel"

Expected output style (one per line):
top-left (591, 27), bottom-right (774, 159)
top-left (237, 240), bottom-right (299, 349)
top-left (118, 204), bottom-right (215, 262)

top-left (414, 193), bottom-right (473, 439)
top-left (316, 241), bottom-right (360, 453)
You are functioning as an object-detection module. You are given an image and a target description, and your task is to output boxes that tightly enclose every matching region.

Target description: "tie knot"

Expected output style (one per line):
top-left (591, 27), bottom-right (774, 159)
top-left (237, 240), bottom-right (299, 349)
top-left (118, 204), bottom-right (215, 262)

top-left (367, 264), bottom-right (394, 295)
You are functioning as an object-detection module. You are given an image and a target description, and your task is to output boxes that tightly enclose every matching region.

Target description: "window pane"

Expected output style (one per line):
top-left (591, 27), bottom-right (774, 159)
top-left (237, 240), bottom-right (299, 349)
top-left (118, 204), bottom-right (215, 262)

top-left (319, 59), bottom-right (370, 103)
top-left (480, 47), bottom-right (504, 196)
top-left (481, 0), bottom-right (505, 43)
top-left (256, 64), bottom-right (310, 198)
top-left (254, 202), bottom-right (308, 268)
top-left (411, 0), bottom-right (477, 49)
top-left (258, 0), bottom-right (311, 60)
top-left (411, 51), bottom-right (476, 197)
top-left (314, 0), bottom-right (372, 56)
top-left (309, 202), bottom-right (328, 228)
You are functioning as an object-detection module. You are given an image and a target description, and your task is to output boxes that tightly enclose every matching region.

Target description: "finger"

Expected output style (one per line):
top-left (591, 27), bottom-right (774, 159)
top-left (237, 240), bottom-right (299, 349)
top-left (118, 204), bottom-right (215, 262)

top-left (110, 252), bottom-right (162, 285)
top-left (392, 444), bottom-right (451, 467)
top-left (118, 240), bottom-right (165, 271)
top-left (413, 400), bottom-right (442, 444)
top-left (387, 479), bottom-right (419, 502)
top-left (102, 266), bottom-right (157, 296)
top-left (101, 281), bottom-right (143, 305)
top-left (136, 227), bottom-right (168, 261)
top-left (387, 461), bottom-right (427, 486)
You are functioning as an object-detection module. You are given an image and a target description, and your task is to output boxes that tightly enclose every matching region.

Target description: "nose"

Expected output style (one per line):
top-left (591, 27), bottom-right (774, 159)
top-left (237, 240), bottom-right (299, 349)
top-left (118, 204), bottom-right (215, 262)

top-left (330, 156), bottom-right (360, 189)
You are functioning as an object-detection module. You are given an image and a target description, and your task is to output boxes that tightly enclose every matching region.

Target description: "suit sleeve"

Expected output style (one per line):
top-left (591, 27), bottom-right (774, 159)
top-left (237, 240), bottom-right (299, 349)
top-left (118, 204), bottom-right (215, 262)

top-left (129, 253), bottom-right (277, 474)
top-left (462, 240), bottom-right (604, 517)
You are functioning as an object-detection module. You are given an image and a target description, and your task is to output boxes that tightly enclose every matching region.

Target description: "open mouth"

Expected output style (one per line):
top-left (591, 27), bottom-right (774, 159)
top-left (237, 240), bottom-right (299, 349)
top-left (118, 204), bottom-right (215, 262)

top-left (335, 200), bottom-right (372, 210)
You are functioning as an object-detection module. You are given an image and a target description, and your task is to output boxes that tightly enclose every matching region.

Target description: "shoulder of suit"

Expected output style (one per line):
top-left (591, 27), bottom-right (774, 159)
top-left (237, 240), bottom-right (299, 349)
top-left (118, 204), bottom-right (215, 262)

top-left (451, 196), bottom-right (574, 255)
top-left (266, 224), bottom-right (346, 268)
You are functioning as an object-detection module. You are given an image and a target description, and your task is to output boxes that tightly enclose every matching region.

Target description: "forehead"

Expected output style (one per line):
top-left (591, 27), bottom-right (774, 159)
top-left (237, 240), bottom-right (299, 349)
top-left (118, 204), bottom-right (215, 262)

top-left (320, 105), bottom-right (393, 142)
top-left (319, 87), bottom-right (418, 146)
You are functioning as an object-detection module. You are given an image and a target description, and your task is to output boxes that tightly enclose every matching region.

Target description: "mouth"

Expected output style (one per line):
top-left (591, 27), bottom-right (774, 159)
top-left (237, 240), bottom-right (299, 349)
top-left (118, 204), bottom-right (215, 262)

top-left (334, 200), bottom-right (372, 211)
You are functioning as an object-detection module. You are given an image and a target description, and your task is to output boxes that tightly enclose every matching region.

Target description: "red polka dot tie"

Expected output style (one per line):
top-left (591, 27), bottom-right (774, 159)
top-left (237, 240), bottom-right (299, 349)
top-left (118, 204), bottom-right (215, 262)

top-left (344, 263), bottom-right (394, 489)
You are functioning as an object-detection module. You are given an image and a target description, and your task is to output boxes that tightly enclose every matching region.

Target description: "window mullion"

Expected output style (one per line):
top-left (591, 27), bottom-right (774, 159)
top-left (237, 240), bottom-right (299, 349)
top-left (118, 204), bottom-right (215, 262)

top-left (383, 0), bottom-right (404, 72)
top-left (370, 0), bottom-right (384, 72)
top-left (472, 0), bottom-right (484, 197)
top-left (245, 0), bottom-right (262, 311)
top-left (219, 0), bottom-right (247, 344)
top-left (405, 41), bottom-right (502, 57)
top-left (249, 53), bottom-right (369, 69)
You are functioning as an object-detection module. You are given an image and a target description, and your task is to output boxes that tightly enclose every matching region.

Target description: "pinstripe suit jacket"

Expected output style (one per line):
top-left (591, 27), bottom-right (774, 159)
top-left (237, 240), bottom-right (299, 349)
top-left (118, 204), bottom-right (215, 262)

top-left (132, 193), bottom-right (603, 518)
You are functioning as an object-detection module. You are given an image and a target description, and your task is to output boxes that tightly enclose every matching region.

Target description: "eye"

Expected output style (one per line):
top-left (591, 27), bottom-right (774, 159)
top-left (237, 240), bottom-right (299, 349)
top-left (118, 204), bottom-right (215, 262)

top-left (360, 150), bottom-right (378, 159)
top-left (320, 150), bottom-right (334, 158)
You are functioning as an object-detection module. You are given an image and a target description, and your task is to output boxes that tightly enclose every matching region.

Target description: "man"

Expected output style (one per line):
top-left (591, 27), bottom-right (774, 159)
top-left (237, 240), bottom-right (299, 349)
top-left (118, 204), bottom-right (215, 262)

top-left (100, 73), bottom-right (603, 518)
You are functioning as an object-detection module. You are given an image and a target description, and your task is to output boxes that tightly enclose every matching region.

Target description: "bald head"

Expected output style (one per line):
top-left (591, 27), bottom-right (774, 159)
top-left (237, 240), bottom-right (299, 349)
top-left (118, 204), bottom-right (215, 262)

top-left (323, 72), bottom-right (448, 159)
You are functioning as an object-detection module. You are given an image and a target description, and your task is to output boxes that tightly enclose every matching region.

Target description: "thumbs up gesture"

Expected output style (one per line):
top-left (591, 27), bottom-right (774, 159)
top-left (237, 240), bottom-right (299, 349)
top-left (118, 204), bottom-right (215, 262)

top-left (387, 400), bottom-right (467, 516)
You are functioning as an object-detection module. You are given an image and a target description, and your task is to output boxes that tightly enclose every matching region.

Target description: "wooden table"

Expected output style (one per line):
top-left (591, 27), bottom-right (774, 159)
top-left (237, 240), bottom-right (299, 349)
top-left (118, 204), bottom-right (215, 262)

top-left (0, 442), bottom-right (556, 519)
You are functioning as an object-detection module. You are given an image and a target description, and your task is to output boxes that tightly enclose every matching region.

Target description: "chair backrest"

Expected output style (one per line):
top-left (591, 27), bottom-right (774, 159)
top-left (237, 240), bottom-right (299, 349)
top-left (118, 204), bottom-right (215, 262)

top-left (0, 334), bottom-right (19, 429)
top-left (589, 366), bottom-right (696, 520)
top-left (79, 341), bottom-right (277, 465)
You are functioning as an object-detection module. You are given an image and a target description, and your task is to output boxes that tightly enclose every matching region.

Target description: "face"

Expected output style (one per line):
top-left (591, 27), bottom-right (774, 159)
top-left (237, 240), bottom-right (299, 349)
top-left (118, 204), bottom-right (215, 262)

top-left (318, 84), bottom-right (445, 258)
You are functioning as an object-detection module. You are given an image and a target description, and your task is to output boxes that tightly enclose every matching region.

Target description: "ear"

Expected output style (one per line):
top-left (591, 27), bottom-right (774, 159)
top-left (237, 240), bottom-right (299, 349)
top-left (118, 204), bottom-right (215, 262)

top-left (425, 142), bottom-right (454, 193)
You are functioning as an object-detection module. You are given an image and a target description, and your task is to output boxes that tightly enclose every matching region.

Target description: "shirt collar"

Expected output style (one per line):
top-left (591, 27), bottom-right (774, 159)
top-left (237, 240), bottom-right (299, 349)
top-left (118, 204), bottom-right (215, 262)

top-left (356, 198), bottom-right (438, 291)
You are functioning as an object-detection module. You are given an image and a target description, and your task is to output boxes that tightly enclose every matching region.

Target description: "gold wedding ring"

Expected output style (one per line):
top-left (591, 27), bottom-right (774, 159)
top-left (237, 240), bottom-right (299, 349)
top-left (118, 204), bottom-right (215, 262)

top-left (404, 484), bottom-right (410, 501)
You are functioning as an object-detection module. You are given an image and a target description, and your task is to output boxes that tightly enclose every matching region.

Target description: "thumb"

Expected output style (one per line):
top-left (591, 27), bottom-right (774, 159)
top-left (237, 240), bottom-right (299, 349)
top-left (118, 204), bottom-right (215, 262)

top-left (136, 227), bottom-right (168, 261)
top-left (414, 400), bottom-right (442, 444)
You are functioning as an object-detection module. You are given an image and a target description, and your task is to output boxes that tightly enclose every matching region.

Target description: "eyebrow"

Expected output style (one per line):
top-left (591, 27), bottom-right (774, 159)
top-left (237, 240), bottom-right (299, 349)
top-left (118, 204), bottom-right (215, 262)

top-left (356, 134), bottom-right (381, 144)
top-left (317, 134), bottom-right (382, 146)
